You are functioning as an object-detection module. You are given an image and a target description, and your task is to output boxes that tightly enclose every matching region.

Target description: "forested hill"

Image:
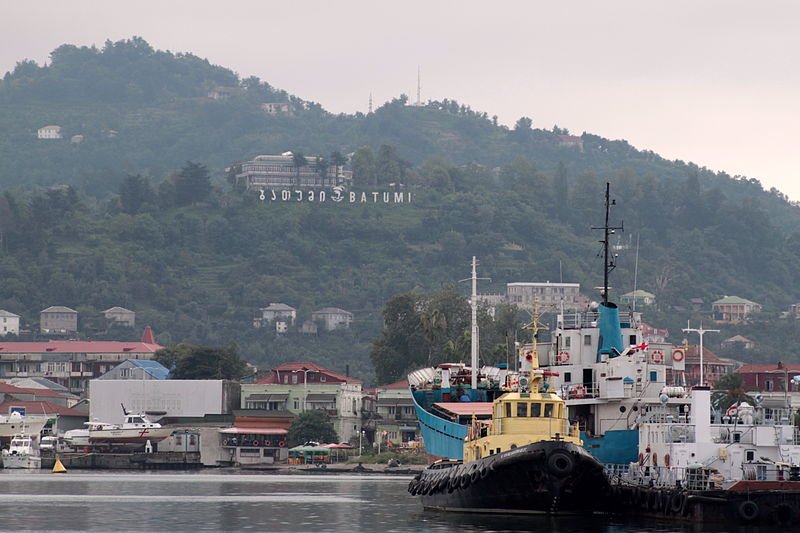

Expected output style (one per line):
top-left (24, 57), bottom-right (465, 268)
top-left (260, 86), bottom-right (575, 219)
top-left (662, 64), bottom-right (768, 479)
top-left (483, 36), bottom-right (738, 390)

top-left (1, 38), bottom-right (799, 383)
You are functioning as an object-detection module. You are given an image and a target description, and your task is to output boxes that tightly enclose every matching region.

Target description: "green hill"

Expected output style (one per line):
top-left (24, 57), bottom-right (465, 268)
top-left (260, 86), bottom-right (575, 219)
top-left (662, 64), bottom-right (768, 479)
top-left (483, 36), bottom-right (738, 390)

top-left (1, 38), bottom-right (799, 383)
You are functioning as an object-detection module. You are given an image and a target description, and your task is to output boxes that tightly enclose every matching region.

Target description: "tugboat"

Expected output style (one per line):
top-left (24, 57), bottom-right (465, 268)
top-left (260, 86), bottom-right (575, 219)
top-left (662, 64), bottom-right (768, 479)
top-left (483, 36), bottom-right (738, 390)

top-left (408, 308), bottom-right (610, 514)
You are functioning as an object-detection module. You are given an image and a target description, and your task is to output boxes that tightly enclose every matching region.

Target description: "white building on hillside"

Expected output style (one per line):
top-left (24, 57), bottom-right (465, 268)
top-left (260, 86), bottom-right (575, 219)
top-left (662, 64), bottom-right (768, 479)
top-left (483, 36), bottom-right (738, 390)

top-left (0, 310), bottom-right (20, 336)
top-left (37, 125), bottom-right (63, 139)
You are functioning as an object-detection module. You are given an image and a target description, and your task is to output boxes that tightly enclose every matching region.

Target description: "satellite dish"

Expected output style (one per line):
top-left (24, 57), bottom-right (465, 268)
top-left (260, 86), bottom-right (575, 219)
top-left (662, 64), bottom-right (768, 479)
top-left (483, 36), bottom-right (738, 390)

top-left (754, 394), bottom-right (764, 405)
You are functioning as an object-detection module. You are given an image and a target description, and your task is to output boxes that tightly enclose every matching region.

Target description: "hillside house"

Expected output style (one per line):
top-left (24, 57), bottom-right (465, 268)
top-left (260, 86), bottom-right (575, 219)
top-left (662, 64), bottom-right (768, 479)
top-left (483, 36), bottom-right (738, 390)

top-left (620, 290), bottom-right (655, 308)
top-left (736, 362), bottom-right (800, 394)
top-left (254, 303), bottom-right (296, 329)
top-left (37, 125), bottom-right (63, 139)
top-left (103, 306), bottom-right (135, 328)
top-left (311, 308), bottom-right (353, 331)
top-left (712, 296), bottom-right (762, 323)
top-left (261, 102), bottom-right (294, 115)
top-left (0, 310), bottom-right (20, 336)
top-left (720, 335), bottom-right (755, 350)
top-left (40, 306), bottom-right (77, 335)
top-left (557, 134), bottom-right (583, 151)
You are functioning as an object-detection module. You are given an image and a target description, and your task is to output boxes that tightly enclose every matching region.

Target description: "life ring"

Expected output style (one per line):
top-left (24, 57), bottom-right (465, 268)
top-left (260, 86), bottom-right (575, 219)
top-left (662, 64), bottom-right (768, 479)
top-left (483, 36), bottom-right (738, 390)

top-left (525, 351), bottom-right (533, 362)
top-left (652, 350), bottom-right (664, 364)
top-left (726, 405), bottom-right (739, 418)
top-left (264, 440), bottom-right (272, 447)
top-left (278, 441), bottom-right (286, 448)
top-left (738, 500), bottom-right (759, 522)
top-left (253, 440), bottom-right (260, 447)
top-left (672, 349), bottom-right (685, 362)
top-left (557, 351), bottom-right (570, 364)
top-left (573, 385), bottom-right (585, 399)
top-left (652, 452), bottom-right (658, 466)
top-left (664, 453), bottom-right (671, 468)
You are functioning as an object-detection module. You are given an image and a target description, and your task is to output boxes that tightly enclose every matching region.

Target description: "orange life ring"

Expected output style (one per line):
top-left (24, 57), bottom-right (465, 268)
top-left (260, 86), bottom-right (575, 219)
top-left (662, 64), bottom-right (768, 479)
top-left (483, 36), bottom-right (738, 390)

top-left (557, 351), bottom-right (570, 364)
top-left (672, 349), bottom-right (685, 362)
top-left (525, 351), bottom-right (533, 362)
top-left (651, 350), bottom-right (664, 364)
top-left (278, 440), bottom-right (286, 448)
top-left (573, 385), bottom-right (585, 399)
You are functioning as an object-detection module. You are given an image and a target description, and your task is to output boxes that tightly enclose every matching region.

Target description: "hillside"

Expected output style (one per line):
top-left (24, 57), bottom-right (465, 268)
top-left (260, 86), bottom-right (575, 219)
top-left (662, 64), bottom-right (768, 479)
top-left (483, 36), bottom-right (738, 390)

top-left (1, 38), bottom-right (800, 382)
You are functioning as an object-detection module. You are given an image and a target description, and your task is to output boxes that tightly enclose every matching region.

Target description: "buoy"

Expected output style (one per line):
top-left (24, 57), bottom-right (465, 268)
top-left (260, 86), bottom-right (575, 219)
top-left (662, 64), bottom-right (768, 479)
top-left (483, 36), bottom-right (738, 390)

top-left (52, 455), bottom-right (67, 474)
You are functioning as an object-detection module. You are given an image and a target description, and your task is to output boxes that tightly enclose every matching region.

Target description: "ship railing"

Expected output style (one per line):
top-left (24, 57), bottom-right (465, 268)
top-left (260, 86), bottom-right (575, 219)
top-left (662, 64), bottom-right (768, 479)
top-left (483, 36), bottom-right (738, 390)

top-left (558, 311), bottom-right (637, 330)
top-left (741, 463), bottom-right (800, 482)
top-left (664, 424), bottom-right (696, 443)
top-left (616, 464), bottom-right (720, 490)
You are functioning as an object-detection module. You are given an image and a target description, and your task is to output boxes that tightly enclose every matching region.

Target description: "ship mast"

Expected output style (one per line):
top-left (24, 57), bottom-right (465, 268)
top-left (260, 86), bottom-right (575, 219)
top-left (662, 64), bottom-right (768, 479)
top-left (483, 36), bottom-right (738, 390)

top-left (592, 182), bottom-right (623, 305)
top-left (462, 256), bottom-right (489, 390)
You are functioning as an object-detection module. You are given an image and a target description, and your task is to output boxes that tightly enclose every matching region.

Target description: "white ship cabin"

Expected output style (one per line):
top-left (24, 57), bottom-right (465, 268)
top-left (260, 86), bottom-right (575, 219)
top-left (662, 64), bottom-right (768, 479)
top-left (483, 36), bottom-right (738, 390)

top-left (628, 387), bottom-right (800, 488)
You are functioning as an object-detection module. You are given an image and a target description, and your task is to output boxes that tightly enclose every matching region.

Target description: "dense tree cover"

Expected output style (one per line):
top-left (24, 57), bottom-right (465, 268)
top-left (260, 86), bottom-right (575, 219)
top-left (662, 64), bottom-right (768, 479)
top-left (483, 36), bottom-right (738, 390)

top-left (0, 39), bottom-right (798, 383)
top-left (287, 410), bottom-right (339, 447)
top-left (154, 343), bottom-right (246, 380)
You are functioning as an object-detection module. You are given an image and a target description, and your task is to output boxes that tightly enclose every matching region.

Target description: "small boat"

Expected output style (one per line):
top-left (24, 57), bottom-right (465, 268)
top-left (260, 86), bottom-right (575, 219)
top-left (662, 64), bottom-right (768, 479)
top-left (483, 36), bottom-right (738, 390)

top-left (0, 411), bottom-right (47, 439)
top-left (2, 433), bottom-right (42, 469)
top-left (88, 407), bottom-right (172, 450)
top-left (408, 308), bottom-right (609, 514)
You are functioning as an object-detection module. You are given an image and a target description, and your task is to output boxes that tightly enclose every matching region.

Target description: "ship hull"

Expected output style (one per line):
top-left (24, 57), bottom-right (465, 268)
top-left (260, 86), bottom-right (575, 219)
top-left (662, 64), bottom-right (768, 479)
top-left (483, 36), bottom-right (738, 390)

top-left (89, 427), bottom-right (173, 447)
top-left (410, 440), bottom-right (609, 514)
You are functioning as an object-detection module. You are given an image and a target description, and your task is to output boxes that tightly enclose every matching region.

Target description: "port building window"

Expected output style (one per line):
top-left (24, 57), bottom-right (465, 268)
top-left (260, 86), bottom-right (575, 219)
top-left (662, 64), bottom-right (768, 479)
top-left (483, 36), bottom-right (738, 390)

top-left (530, 403), bottom-right (541, 417)
top-left (517, 402), bottom-right (528, 417)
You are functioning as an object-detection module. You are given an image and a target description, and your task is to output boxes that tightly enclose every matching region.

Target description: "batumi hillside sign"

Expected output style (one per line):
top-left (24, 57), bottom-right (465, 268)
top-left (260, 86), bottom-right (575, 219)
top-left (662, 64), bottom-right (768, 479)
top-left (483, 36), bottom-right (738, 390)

top-left (259, 186), bottom-right (412, 204)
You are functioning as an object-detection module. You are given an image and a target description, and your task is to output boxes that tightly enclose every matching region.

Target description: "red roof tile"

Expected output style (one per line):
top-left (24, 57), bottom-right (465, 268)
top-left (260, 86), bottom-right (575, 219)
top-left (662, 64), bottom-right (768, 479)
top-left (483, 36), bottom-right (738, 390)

top-left (736, 363), bottom-right (800, 374)
top-left (257, 361), bottom-right (361, 385)
top-left (0, 340), bottom-right (161, 354)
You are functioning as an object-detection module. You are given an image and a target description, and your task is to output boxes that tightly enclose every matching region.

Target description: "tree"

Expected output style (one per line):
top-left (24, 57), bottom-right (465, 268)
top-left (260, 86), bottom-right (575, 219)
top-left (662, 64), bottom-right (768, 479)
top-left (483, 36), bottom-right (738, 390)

top-left (350, 147), bottom-right (375, 188)
top-left (712, 373), bottom-right (753, 413)
top-left (119, 174), bottom-right (155, 214)
top-left (155, 343), bottom-right (246, 380)
top-left (329, 151), bottom-right (347, 182)
top-left (288, 410), bottom-right (339, 446)
top-left (291, 152), bottom-right (308, 181)
top-left (314, 156), bottom-right (329, 182)
top-left (173, 161), bottom-right (212, 207)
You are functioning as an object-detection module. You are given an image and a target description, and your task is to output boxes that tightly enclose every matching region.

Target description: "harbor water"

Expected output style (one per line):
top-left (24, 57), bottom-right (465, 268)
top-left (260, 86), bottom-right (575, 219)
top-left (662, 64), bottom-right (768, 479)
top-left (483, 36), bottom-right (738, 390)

top-left (0, 470), bottom-right (783, 532)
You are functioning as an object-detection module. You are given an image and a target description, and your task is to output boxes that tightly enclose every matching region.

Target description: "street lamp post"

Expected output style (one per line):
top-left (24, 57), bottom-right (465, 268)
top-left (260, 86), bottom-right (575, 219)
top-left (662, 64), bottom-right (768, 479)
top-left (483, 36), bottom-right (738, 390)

top-left (359, 429), bottom-right (364, 457)
top-left (682, 321), bottom-right (719, 387)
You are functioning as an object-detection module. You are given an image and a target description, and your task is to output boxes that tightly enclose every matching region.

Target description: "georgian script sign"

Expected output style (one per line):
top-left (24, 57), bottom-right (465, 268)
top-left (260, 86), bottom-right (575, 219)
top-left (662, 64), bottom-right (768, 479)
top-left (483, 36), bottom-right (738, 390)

top-left (259, 186), bottom-right (412, 204)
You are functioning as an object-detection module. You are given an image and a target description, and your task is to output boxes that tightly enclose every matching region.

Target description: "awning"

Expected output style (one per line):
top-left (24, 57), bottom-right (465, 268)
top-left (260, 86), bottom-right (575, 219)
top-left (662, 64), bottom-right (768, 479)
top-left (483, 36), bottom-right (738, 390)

top-left (306, 393), bottom-right (335, 402)
top-left (246, 393), bottom-right (289, 402)
top-left (219, 427), bottom-right (288, 435)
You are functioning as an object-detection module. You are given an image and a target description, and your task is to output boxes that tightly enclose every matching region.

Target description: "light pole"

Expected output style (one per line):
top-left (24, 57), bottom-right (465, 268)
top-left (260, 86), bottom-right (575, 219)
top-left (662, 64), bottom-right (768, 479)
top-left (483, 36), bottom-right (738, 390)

top-left (359, 429), bottom-right (364, 457)
top-left (682, 321), bottom-right (719, 387)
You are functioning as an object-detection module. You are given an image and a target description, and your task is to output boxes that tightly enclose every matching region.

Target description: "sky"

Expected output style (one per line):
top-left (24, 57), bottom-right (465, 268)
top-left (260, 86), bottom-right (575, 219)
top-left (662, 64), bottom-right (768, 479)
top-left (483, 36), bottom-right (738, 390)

top-left (2, 1), bottom-right (799, 199)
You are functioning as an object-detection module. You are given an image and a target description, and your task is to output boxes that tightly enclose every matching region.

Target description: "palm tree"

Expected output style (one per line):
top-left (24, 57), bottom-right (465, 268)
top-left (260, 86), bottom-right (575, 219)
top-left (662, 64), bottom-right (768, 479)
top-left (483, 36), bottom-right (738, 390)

top-left (314, 157), bottom-right (328, 186)
top-left (291, 152), bottom-right (308, 185)
top-left (420, 308), bottom-right (447, 366)
top-left (330, 151), bottom-right (348, 184)
top-left (712, 373), bottom-right (754, 414)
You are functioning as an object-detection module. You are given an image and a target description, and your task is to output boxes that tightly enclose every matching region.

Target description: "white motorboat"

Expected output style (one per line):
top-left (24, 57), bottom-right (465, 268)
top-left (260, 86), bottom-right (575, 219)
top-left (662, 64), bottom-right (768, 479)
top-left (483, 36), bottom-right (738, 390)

top-left (2, 434), bottom-right (41, 469)
top-left (0, 411), bottom-right (47, 439)
top-left (88, 409), bottom-right (172, 449)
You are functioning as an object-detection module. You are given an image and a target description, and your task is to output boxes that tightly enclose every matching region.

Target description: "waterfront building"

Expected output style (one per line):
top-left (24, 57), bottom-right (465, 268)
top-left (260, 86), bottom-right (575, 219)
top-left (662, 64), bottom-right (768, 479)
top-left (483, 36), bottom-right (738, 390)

top-left (374, 378), bottom-right (418, 446)
top-left (0, 327), bottom-right (162, 395)
top-left (241, 361), bottom-right (362, 443)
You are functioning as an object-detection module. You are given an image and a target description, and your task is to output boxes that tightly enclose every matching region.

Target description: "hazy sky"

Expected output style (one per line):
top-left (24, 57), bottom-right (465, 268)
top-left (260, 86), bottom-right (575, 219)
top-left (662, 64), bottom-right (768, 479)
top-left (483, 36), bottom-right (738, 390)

top-left (3, 1), bottom-right (799, 199)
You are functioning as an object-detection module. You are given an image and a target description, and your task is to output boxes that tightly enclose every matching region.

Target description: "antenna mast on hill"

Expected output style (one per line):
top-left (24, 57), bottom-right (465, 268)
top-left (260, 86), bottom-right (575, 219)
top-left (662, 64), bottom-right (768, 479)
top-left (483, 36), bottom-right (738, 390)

top-left (416, 66), bottom-right (421, 106)
top-left (368, 93), bottom-right (373, 114)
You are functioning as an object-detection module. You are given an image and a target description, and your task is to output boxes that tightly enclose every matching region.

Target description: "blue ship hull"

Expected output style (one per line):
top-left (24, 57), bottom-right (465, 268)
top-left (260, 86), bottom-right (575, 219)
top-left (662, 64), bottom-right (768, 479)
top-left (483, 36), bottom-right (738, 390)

top-left (580, 429), bottom-right (638, 465)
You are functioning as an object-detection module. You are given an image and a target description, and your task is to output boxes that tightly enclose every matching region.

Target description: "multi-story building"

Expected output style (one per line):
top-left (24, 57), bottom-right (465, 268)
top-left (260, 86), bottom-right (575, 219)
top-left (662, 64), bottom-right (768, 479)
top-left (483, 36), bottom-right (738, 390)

top-left (506, 282), bottom-right (581, 310)
top-left (311, 308), bottom-right (353, 331)
top-left (103, 307), bottom-right (136, 328)
top-left (253, 303), bottom-right (296, 329)
top-left (241, 361), bottom-right (362, 443)
top-left (620, 290), bottom-right (656, 308)
top-left (0, 327), bottom-right (162, 395)
top-left (374, 378), bottom-right (418, 446)
top-left (236, 153), bottom-right (352, 191)
top-left (40, 306), bottom-right (78, 335)
top-left (260, 102), bottom-right (294, 115)
top-left (712, 296), bottom-right (762, 323)
top-left (37, 125), bottom-right (63, 139)
top-left (0, 310), bottom-right (20, 336)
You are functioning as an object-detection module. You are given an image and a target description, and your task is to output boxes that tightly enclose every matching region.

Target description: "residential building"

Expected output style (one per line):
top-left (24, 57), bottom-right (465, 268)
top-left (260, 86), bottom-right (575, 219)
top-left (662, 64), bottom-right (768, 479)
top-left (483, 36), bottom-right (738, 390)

top-left (253, 303), bottom-right (296, 329)
top-left (70, 134), bottom-right (84, 144)
top-left (736, 362), bottom-right (800, 394)
top-left (300, 320), bottom-right (318, 335)
top-left (37, 125), bottom-right (63, 139)
top-left (720, 335), bottom-right (755, 350)
top-left (236, 153), bottom-right (352, 192)
top-left (260, 102), bottom-right (294, 115)
top-left (506, 282), bottom-right (581, 310)
top-left (0, 327), bottom-right (162, 394)
top-left (690, 298), bottom-right (705, 312)
top-left (207, 86), bottom-right (237, 100)
top-left (40, 306), bottom-right (78, 335)
top-left (89, 379), bottom-right (241, 424)
top-left (103, 306), bottom-right (135, 328)
top-left (557, 134), bottom-right (584, 151)
top-left (311, 307), bottom-right (353, 331)
top-left (97, 359), bottom-right (170, 380)
top-left (0, 310), bottom-right (20, 336)
top-left (374, 378), bottom-right (418, 445)
top-left (712, 296), bottom-right (762, 323)
top-left (678, 345), bottom-right (738, 387)
top-left (241, 361), bottom-right (362, 443)
top-left (640, 323), bottom-right (669, 344)
top-left (620, 290), bottom-right (655, 308)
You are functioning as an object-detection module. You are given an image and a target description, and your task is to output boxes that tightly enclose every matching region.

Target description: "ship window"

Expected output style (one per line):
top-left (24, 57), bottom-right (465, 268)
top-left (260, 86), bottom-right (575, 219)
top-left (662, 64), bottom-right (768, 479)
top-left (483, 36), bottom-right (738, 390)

top-left (505, 402), bottom-right (512, 418)
top-left (530, 403), bottom-right (541, 417)
top-left (745, 449), bottom-right (755, 462)
top-left (544, 404), bottom-right (554, 417)
top-left (564, 372), bottom-right (572, 382)
top-left (517, 402), bottom-right (528, 417)
top-left (650, 371), bottom-right (657, 381)
top-left (584, 335), bottom-right (591, 346)
top-left (564, 337), bottom-right (571, 348)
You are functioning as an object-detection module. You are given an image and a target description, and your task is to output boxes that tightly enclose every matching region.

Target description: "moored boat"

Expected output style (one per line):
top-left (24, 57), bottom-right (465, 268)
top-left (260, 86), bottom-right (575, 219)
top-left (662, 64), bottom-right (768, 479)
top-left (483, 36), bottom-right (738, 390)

top-left (2, 433), bottom-right (41, 469)
top-left (409, 308), bottom-right (609, 514)
top-left (88, 409), bottom-right (172, 449)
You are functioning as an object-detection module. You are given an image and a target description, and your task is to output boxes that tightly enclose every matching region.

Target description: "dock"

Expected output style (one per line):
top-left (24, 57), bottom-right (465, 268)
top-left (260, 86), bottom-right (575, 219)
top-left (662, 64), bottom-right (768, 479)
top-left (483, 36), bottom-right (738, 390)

top-left (40, 451), bottom-right (203, 470)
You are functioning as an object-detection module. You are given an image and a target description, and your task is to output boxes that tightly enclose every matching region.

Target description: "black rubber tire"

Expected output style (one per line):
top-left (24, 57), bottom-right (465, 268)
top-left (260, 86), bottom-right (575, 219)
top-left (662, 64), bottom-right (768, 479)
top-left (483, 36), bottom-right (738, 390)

top-left (671, 492), bottom-right (686, 514)
top-left (547, 451), bottom-right (575, 478)
top-left (738, 500), bottom-right (759, 522)
top-left (460, 474), bottom-right (471, 489)
top-left (773, 503), bottom-right (793, 526)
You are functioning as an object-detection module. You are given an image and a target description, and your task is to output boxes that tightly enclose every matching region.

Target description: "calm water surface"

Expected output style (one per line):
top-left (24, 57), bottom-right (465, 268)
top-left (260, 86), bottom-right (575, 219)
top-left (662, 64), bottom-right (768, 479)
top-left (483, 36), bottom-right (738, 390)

top-left (0, 470), bottom-right (784, 532)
